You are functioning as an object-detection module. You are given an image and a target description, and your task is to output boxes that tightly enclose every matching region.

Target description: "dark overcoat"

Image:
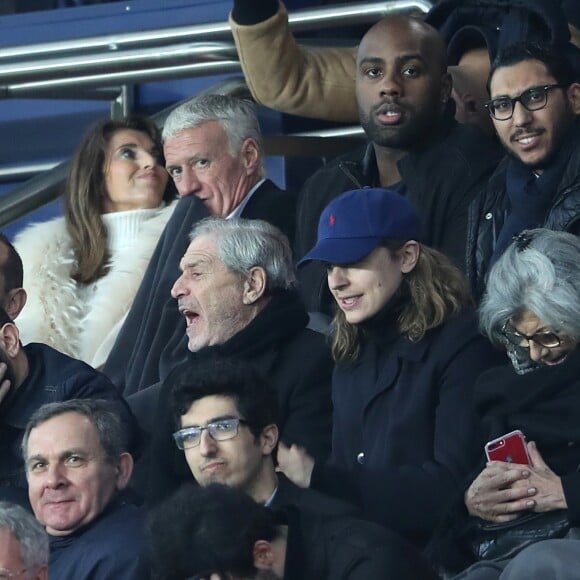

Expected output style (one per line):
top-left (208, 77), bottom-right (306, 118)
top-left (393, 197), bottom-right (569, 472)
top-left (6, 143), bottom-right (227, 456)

top-left (312, 310), bottom-right (504, 546)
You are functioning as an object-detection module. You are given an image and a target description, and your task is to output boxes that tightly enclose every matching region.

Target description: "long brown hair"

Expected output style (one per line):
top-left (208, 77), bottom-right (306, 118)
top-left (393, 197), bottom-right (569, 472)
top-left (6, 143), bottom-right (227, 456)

top-left (65, 116), bottom-right (173, 284)
top-left (331, 240), bottom-right (472, 363)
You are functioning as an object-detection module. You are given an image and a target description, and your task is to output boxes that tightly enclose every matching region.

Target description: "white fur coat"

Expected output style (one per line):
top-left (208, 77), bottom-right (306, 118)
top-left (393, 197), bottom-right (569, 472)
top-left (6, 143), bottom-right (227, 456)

top-left (14, 203), bottom-right (175, 368)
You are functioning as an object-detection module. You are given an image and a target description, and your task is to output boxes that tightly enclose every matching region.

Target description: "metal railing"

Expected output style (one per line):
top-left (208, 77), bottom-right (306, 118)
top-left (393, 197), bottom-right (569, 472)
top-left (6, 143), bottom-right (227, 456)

top-left (0, 0), bottom-right (431, 225)
top-left (0, 0), bottom-right (432, 98)
top-left (0, 1), bottom-right (431, 61)
top-left (0, 75), bottom-right (366, 227)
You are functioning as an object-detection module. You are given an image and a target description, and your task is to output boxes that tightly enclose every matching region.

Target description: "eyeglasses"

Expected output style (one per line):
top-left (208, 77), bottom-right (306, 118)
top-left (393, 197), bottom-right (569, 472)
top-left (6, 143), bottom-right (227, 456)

top-left (0, 569), bottom-right (29, 580)
top-left (173, 418), bottom-right (249, 450)
top-left (501, 322), bottom-right (564, 349)
top-left (485, 84), bottom-right (567, 121)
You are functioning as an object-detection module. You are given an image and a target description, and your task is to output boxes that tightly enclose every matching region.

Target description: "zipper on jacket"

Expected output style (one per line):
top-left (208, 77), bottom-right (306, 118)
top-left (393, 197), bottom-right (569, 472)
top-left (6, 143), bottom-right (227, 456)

top-left (338, 162), bottom-right (364, 189)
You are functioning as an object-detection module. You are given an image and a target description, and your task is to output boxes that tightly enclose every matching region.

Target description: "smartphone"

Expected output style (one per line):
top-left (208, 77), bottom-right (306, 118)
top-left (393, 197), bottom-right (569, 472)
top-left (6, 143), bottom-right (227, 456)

top-left (484, 430), bottom-right (531, 465)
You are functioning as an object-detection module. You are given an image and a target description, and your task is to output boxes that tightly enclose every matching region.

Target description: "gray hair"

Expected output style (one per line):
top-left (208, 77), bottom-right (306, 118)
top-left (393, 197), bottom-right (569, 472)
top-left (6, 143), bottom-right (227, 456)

top-left (479, 228), bottom-right (580, 346)
top-left (189, 217), bottom-right (297, 293)
top-left (162, 94), bottom-right (263, 159)
top-left (22, 399), bottom-right (131, 464)
top-left (0, 502), bottom-right (49, 577)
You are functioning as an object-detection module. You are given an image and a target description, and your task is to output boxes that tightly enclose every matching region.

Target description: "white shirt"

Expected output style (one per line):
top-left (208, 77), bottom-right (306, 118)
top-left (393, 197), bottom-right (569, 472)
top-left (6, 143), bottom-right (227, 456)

top-left (226, 178), bottom-right (266, 219)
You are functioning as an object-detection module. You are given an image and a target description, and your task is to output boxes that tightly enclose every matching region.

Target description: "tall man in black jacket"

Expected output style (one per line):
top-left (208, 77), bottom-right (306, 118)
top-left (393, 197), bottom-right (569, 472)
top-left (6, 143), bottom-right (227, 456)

top-left (295, 14), bottom-right (502, 314)
top-left (0, 308), bottom-right (131, 508)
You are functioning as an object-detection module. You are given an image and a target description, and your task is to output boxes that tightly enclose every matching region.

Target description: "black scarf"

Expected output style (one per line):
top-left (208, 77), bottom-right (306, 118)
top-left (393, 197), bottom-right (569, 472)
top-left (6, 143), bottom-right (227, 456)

top-left (492, 119), bottom-right (578, 263)
top-left (357, 282), bottom-right (408, 357)
top-left (180, 289), bottom-right (308, 363)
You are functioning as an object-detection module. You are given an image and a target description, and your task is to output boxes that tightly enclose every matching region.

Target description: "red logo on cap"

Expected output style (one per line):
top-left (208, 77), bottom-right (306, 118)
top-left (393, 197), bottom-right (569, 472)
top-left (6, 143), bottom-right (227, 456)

top-left (329, 214), bottom-right (336, 226)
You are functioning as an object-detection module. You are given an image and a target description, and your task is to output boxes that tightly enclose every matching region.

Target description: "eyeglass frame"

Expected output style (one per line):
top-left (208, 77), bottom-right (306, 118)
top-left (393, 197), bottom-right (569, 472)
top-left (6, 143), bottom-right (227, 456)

top-left (173, 417), bottom-right (250, 450)
top-left (484, 84), bottom-right (568, 121)
top-left (500, 321), bottom-right (565, 349)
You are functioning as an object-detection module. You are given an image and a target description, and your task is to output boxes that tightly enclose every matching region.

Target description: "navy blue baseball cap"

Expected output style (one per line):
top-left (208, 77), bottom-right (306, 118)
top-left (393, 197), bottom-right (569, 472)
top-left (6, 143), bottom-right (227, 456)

top-left (298, 187), bottom-right (424, 266)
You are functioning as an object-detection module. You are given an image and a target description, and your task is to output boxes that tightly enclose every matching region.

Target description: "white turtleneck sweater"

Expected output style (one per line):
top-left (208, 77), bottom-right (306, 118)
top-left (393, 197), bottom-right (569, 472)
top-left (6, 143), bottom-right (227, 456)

top-left (77, 207), bottom-right (162, 304)
top-left (14, 203), bottom-right (176, 368)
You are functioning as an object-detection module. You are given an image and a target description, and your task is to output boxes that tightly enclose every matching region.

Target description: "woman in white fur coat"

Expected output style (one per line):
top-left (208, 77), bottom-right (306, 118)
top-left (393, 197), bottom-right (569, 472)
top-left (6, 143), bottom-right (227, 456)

top-left (15, 116), bottom-right (176, 368)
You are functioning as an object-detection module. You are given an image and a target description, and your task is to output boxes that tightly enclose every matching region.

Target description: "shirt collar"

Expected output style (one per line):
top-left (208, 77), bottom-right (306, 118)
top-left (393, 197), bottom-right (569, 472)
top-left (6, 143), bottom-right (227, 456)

top-left (226, 178), bottom-right (266, 219)
top-left (264, 485), bottom-right (278, 507)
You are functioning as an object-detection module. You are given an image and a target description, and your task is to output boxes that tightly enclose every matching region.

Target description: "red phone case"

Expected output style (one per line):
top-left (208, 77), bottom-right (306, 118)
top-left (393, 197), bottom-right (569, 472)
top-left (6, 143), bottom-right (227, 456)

top-left (485, 430), bottom-right (531, 465)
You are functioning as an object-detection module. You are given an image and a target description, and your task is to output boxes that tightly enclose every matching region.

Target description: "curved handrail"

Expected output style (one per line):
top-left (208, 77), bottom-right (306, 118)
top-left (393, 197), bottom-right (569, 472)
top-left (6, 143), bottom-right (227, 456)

top-left (0, 1), bottom-right (432, 62)
top-left (0, 77), bottom-right (365, 226)
top-left (0, 76), bottom-right (250, 226)
top-left (0, 0), bottom-right (431, 224)
top-left (0, 1), bottom-right (432, 98)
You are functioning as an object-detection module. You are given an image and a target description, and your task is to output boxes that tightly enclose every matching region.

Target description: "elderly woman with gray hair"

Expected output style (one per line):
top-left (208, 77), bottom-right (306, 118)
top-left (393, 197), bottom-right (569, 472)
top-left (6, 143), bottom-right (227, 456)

top-left (435, 228), bottom-right (580, 579)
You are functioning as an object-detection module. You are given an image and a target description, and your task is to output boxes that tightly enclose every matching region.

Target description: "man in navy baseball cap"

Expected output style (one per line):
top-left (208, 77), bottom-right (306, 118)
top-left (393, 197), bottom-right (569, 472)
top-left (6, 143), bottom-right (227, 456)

top-left (299, 188), bottom-right (425, 266)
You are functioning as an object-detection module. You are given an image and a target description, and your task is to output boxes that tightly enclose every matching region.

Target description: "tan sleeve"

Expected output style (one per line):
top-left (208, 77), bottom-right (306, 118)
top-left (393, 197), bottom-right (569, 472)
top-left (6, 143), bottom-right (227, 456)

top-left (229, 2), bottom-right (359, 123)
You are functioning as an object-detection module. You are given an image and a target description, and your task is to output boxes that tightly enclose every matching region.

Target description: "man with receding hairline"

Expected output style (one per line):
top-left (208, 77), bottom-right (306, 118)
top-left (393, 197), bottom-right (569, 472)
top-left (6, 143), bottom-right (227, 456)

top-left (0, 307), bottom-right (132, 508)
top-left (23, 399), bottom-right (148, 580)
top-left (295, 14), bottom-right (501, 315)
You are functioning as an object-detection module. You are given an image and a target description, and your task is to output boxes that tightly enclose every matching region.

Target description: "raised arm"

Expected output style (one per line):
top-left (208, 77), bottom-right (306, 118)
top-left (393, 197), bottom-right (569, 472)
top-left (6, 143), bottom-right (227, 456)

top-left (229, 0), bottom-right (358, 122)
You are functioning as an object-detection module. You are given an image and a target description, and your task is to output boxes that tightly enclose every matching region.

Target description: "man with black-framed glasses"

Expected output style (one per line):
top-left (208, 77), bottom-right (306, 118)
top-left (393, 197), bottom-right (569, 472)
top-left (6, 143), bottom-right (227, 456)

top-left (467, 41), bottom-right (580, 298)
top-left (148, 364), bottom-right (438, 579)
top-left (150, 357), bottom-right (346, 516)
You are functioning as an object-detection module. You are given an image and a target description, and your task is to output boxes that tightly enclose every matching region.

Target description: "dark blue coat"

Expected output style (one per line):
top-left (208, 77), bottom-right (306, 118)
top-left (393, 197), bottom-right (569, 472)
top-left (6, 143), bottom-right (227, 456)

top-left (0, 343), bottom-right (131, 506)
top-left (49, 498), bottom-right (149, 580)
top-left (311, 310), bottom-right (504, 546)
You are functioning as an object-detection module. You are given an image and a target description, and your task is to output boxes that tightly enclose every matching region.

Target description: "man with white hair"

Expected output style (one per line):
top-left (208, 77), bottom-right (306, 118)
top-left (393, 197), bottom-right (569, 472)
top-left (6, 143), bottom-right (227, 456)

top-left (129, 218), bottom-right (332, 503)
top-left (163, 95), bottom-right (295, 239)
top-left (104, 94), bottom-right (297, 395)
top-left (0, 501), bottom-right (48, 580)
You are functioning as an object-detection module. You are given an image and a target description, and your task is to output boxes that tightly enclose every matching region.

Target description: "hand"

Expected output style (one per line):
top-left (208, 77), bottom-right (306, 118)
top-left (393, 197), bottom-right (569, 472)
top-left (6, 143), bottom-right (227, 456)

top-left (465, 462), bottom-right (536, 522)
top-left (0, 362), bottom-right (12, 407)
top-left (277, 442), bottom-right (315, 489)
top-left (510, 441), bottom-right (567, 513)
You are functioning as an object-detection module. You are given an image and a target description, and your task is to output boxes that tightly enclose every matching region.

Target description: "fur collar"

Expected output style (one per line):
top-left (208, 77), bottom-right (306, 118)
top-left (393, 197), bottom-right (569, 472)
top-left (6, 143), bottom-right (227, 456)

top-left (14, 203), bottom-right (176, 366)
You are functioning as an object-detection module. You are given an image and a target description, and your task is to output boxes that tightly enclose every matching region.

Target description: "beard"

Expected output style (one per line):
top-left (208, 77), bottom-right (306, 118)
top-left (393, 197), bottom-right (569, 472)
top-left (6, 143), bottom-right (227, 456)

top-left (358, 98), bottom-right (443, 150)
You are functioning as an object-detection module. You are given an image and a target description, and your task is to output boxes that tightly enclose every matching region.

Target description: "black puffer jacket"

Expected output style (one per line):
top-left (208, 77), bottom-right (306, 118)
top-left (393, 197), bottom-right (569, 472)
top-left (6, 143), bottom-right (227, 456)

top-left (466, 127), bottom-right (580, 298)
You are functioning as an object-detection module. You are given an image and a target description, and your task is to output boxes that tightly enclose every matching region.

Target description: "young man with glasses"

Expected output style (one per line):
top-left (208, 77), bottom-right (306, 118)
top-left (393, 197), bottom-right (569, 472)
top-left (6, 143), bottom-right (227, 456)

top-left (467, 41), bottom-right (580, 297)
top-left (150, 360), bottom-right (439, 578)
top-left (152, 357), bottom-right (349, 515)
